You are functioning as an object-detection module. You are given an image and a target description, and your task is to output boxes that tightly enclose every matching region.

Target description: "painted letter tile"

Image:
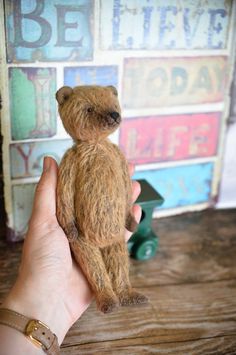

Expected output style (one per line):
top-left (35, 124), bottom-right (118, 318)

top-left (123, 57), bottom-right (227, 108)
top-left (5, 0), bottom-right (94, 62)
top-left (100, 0), bottom-right (231, 50)
top-left (120, 113), bottom-right (220, 164)
top-left (134, 163), bottom-right (214, 210)
top-left (10, 139), bottom-right (72, 179)
top-left (9, 67), bottom-right (57, 140)
top-left (12, 184), bottom-right (36, 240)
top-left (64, 66), bottom-right (118, 87)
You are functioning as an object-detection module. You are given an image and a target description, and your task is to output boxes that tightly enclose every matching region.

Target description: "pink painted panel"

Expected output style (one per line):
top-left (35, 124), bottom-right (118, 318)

top-left (120, 112), bottom-right (220, 164)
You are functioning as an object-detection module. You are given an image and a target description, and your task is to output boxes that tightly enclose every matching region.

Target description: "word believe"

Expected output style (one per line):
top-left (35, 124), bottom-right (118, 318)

top-left (101, 0), bottom-right (230, 50)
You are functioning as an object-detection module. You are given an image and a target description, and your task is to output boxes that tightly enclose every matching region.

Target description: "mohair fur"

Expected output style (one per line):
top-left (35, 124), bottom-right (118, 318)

top-left (56, 85), bottom-right (148, 313)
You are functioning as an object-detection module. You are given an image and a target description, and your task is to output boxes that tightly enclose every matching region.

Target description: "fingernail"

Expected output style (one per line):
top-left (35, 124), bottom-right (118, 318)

top-left (43, 156), bottom-right (51, 172)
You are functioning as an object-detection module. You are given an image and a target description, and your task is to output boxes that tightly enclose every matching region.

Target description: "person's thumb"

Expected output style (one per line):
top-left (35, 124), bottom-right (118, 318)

top-left (29, 156), bottom-right (58, 227)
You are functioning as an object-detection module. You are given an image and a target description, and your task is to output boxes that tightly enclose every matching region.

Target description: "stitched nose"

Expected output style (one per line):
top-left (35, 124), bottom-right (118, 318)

top-left (109, 111), bottom-right (120, 120)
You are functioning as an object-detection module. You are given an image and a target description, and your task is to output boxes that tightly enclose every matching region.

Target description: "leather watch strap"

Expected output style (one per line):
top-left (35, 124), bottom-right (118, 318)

top-left (0, 308), bottom-right (60, 354)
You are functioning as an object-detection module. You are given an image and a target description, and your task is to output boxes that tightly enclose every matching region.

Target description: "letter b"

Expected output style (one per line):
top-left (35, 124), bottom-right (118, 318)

top-left (12, 0), bottom-right (52, 48)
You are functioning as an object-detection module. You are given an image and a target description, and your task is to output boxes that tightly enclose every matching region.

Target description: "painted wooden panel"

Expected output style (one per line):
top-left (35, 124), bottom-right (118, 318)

top-left (134, 163), bottom-right (214, 210)
top-left (10, 139), bottom-right (72, 179)
top-left (100, 0), bottom-right (231, 50)
top-left (5, 0), bottom-right (94, 63)
top-left (1, 0), bottom-right (235, 242)
top-left (12, 183), bottom-right (36, 239)
top-left (123, 56), bottom-right (227, 108)
top-left (9, 67), bottom-right (57, 140)
top-left (64, 66), bottom-right (118, 87)
top-left (120, 112), bottom-right (220, 165)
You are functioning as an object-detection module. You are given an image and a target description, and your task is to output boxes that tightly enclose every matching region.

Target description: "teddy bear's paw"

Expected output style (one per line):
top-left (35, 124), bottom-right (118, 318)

top-left (126, 214), bottom-right (138, 233)
top-left (119, 289), bottom-right (149, 306)
top-left (65, 222), bottom-right (79, 241)
top-left (97, 296), bottom-right (119, 314)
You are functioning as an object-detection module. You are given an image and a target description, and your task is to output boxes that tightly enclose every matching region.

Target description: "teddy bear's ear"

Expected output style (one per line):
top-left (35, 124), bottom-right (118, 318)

top-left (107, 85), bottom-right (118, 96)
top-left (56, 86), bottom-right (73, 105)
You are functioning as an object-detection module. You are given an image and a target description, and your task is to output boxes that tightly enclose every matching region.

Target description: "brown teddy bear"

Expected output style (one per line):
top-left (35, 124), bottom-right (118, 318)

top-left (56, 85), bottom-right (148, 313)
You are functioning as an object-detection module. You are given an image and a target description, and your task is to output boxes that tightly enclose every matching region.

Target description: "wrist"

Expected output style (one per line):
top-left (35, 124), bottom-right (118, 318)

top-left (0, 323), bottom-right (44, 355)
top-left (2, 276), bottom-right (70, 345)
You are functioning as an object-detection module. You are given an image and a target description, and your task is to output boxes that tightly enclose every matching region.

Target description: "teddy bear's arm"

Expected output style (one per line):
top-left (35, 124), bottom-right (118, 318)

top-left (111, 144), bottom-right (138, 233)
top-left (56, 148), bottom-right (79, 241)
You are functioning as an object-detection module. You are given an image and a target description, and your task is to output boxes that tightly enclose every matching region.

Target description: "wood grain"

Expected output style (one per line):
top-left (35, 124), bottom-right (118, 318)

top-left (60, 279), bottom-right (236, 347)
top-left (130, 209), bottom-right (236, 287)
top-left (0, 209), bottom-right (236, 354)
top-left (61, 335), bottom-right (236, 355)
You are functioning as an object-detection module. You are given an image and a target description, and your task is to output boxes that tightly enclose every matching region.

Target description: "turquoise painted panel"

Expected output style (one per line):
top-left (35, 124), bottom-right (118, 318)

top-left (133, 163), bottom-right (214, 209)
top-left (5, 0), bottom-right (93, 62)
top-left (9, 67), bottom-right (57, 140)
top-left (100, 0), bottom-right (231, 50)
top-left (64, 66), bottom-right (118, 87)
top-left (12, 183), bottom-right (36, 239)
top-left (10, 139), bottom-right (72, 179)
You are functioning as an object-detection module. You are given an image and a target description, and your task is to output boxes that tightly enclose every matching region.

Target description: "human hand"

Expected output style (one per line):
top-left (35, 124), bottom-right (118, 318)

top-left (2, 157), bottom-right (141, 344)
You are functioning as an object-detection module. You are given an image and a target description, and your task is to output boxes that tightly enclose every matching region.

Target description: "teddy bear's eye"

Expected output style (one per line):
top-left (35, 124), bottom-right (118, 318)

top-left (87, 107), bottom-right (93, 113)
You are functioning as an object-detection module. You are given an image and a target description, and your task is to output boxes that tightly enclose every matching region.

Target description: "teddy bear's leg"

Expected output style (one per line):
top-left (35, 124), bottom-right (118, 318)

top-left (101, 241), bottom-right (148, 306)
top-left (70, 238), bottom-right (119, 313)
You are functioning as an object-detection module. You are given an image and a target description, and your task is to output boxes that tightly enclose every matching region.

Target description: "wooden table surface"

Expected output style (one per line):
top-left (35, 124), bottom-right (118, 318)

top-left (0, 209), bottom-right (236, 354)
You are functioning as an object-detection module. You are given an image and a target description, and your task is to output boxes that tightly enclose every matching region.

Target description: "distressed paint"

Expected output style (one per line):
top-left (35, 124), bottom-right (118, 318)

top-left (5, 0), bottom-right (94, 62)
top-left (100, 0), bottom-right (231, 50)
top-left (123, 56), bottom-right (227, 108)
top-left (12, 183), bottom-right (36, 240)
top-left (64, 65), bottom-right (118, 87)
top-left (0, 0), bottom-right (235, 242)
top-left (10, 139), bottom-right (72, 179)
top-left (134, 163), bottom-right (214, 210)
top-left (9, 67), bottom-right (57, 140)
top-left (120, 112), bottom-right (220, 165)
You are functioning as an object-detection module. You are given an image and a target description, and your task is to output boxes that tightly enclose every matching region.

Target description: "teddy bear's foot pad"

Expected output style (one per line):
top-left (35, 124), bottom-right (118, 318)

top-left (98, 297), bottom-right (119, 314)
top-left (119, 290), bottom-right (149, 306)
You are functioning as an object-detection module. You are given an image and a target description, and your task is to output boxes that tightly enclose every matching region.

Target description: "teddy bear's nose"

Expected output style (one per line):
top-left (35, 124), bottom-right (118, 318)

top-left (109, 111), bottom-right (120, 120)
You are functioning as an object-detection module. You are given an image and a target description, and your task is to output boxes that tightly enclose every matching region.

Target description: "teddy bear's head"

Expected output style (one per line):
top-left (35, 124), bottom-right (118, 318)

top-left (56, 85), bottom-right (121, 141)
